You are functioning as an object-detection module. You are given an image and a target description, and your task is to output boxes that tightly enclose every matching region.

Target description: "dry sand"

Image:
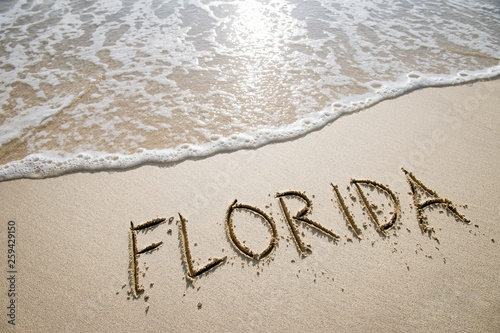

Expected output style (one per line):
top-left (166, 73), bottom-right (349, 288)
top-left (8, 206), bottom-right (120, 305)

top-left (1, 79), bottom-right (499, 332)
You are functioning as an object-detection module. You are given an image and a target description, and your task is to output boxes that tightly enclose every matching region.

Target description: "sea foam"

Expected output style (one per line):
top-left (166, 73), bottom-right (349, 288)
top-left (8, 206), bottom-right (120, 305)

top-left (0, 0), bottom-right (499, 180)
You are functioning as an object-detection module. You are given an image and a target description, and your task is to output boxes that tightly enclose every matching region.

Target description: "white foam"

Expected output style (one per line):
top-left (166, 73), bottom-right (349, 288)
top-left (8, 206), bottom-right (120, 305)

top-left (0, 0), bottom-right (499, 181)
top-left (1, 64), bottom-right (499, 181)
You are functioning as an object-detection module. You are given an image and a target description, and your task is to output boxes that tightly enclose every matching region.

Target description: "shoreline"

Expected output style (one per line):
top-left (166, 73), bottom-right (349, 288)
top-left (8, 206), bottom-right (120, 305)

top-left (0, 79), bottom-right (499, 332)
top-left (1, 73), bottom-right (500, 183)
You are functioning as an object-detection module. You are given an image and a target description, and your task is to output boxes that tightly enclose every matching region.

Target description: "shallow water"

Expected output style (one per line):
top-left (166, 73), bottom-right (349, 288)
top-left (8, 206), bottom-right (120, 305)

top-left (0, 0), bottom-right (499, 180)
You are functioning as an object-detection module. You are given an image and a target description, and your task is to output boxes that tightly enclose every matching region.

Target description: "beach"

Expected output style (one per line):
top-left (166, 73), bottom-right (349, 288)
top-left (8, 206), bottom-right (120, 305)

top-left (1, 79), bottom-right (499, 332)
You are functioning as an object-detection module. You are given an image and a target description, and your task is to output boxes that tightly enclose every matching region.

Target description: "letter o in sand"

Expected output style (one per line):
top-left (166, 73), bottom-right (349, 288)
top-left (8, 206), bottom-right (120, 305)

top-left (226, 200), bottom-right (278, 260)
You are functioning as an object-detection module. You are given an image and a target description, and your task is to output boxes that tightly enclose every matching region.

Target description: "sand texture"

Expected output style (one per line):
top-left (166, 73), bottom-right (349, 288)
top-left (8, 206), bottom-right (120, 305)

top-left (1, 80), bottom-right (499, 332)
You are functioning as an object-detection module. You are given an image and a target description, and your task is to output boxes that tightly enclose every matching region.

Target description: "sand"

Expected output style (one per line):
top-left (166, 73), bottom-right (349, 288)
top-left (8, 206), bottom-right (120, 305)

top-left (1, 79), bottom-right (499, 332)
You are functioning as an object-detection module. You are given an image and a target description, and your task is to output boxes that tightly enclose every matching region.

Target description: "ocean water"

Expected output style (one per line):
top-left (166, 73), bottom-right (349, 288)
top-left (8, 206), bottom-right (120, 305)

top-left (0, 0), bottom-right (499, 180)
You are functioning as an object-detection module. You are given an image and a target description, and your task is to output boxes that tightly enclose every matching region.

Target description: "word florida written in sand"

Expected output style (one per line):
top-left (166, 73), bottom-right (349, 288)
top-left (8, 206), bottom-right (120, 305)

top-left (128, 168), bottom-right (470, 296)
